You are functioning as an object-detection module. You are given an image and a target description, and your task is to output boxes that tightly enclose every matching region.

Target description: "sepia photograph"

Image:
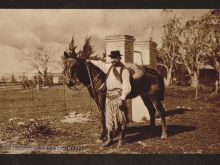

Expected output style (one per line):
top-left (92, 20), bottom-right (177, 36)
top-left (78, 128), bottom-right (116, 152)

top-left (0, 9), bottom-right (219, 154)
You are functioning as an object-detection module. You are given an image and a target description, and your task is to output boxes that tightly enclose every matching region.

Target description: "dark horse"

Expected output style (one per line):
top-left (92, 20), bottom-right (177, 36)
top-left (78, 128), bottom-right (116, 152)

top-left (63, 51), bottom-right (168, 140)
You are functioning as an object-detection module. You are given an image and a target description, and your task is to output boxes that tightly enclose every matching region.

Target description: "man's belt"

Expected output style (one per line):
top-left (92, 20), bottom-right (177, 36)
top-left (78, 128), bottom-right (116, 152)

top-left (106, 88), bottom-right (122, 100)
top-left (107, 88), bottom-right (122, 91)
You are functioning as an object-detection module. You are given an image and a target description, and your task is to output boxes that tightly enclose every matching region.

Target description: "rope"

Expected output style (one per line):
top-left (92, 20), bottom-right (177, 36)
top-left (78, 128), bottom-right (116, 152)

top-left (90, 95), bottom-right (92, 112)
top-left (85, 61), bottom-right (102, 112)
top-left (63, 82), bottom-right (67, 113)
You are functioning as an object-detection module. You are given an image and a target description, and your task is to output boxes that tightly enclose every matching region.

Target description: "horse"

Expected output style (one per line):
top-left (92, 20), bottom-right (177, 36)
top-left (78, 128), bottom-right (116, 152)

top-left (63, 51), bottom-right (168, 141)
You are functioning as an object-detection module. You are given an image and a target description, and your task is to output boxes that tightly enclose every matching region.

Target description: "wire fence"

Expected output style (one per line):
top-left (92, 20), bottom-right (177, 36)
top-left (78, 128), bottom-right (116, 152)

top-left (0, 73), bottom-right (64, 90)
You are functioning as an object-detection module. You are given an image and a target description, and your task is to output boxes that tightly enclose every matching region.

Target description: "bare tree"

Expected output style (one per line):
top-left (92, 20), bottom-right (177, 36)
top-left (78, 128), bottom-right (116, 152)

top-left (200, 9), bottom-right (220, 95)
top-left (160, 16), bottom-right (182, 86)
top-left (22, 43), bottom-right (64, 87)
top-left (180, 9), bottom-right (220, 99)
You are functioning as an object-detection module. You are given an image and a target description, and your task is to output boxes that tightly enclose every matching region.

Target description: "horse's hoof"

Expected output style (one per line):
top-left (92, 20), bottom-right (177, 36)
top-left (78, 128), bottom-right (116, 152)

top-left (98, 135), bottom-right (107, 143)
top-left (102, 139), bottom-right (113, 147)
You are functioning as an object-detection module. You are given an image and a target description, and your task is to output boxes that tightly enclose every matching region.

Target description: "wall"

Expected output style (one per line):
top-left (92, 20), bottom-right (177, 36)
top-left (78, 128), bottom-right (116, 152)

top-left (105, 35), bottom-right (135, 63)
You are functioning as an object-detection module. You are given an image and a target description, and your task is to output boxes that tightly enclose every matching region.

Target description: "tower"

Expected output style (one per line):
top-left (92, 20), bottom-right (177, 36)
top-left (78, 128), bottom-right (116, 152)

top-left (105, 35), bottom-right (135, 63)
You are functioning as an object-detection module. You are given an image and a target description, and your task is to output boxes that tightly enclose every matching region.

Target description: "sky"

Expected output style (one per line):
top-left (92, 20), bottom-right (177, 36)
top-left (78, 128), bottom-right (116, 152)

top-left (0, 9), bottom-right (209, 73)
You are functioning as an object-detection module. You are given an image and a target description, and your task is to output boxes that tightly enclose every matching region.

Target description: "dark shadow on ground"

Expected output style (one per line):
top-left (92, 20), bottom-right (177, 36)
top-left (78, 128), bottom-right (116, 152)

top-left (206, 94), bottom-right (220, 107)
top-left (165, 108), bottom-right (194, 117)
top-left (126, 124), bottom-right (196, 144)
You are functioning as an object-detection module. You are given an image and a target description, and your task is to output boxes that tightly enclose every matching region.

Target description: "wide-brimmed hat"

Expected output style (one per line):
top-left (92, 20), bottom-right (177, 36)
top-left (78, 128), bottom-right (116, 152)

top-left (108, 50), bottom-right (122, 58)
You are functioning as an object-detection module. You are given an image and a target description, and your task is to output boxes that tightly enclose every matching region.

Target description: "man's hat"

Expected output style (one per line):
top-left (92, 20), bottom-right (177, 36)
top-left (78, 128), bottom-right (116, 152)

top-left (108, 50), bottom-right (122, 58)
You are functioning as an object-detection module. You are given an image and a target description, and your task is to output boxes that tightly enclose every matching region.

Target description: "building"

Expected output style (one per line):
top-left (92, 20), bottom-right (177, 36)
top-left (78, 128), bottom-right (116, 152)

top-left (133, 40), bottom-right (157, 68)
top-left (105, 35), bottom-right (135, 63)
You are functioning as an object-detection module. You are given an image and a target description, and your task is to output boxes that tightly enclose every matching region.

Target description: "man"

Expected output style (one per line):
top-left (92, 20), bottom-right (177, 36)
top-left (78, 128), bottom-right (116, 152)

top-left (89, 50), bottom-right (131, 147)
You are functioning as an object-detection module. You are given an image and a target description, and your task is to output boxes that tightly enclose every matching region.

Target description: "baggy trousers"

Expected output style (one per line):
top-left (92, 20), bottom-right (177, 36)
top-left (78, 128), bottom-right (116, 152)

top-left (105, 89), bottom-right (127, 132)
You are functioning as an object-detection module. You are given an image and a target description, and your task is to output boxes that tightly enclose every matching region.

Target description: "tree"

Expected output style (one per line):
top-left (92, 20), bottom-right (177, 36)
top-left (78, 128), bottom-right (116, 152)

top-left (11, 74), bottom-right (16, 83)
top-left (160, 16), bottom-right (182, 86)
top-left (22, 42), bottom-right (64, 86)
top-left (66, 36), bottom-right (95, 59)
top-left (2, 76), bottom-right (5, 83)
top-left (79, 37), bottom-right (94, 59)
top-left (200, 9), bottom-right (220, 95)
top-left (68, 35), bottom-right (78, 58)
top-left (180, 9), bottom-right (220, 99)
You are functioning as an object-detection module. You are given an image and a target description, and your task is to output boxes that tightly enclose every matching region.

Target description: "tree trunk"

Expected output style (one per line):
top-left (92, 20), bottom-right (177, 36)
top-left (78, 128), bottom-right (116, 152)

top-left (191, 71), bottom-right (199, 100)
top-left (215, 80), bottom-right (218, 94)
top-left (191, 71), bottom-right (198, 88)
top-left (195, 82), bottom-right (198, 100)
top-left (37, 74), bottom-right (41, 92)
top-left (165, 66), bottom-right (173, 86)
top-left (214, 71), bottom-right (220, 95)
top-left (43, 68), bottom-right (48, 86)
top-left (184, 61), bottom-right (193, 85)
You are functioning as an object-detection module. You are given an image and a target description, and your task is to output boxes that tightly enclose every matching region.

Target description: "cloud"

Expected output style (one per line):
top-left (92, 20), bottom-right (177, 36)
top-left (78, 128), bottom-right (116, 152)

top-left (12, 32), bottom-right (42, 49)
top-left (0, 9), bottom-right (209, 73)
top-left (0, 45), bottom-right (31, 73)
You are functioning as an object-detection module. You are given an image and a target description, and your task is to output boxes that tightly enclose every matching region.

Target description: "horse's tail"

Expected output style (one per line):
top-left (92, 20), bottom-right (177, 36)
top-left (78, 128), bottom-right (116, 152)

top-left (156, 74), bottom-right (165, 101)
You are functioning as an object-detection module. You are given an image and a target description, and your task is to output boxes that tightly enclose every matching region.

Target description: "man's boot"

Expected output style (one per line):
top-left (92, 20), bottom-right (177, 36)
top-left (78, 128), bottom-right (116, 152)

top-left (102, 131), bottom-right (113, 147)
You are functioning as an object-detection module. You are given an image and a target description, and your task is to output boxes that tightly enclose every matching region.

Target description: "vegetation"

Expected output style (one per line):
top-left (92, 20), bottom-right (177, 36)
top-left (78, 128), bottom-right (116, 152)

top-left (159, 9), bottom-right (220, 99)
top-left (21, 43), bottom-right (64, 86)
top-left (0, 86), bottom-right (219, 153)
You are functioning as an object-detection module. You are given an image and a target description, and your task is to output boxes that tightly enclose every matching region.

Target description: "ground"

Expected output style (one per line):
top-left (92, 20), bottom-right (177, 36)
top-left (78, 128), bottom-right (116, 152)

top-left (0, 85), bottom-right (219, 154)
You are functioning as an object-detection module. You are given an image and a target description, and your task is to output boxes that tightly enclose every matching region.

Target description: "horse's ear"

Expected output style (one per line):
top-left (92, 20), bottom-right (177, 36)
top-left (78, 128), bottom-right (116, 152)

top-left (71, 50), bottom-right (77, 58)
top-left (64, 51), bottom-right (69, 59)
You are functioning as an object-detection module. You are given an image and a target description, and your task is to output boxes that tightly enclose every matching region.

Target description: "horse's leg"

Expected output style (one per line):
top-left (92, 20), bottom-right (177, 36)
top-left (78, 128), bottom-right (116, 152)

top-left (140, 95), bottom-right (156, 128)
top-left (151, 99), bottom-right (168, 138)
top-left (98, 92), bottom-right (107, 140)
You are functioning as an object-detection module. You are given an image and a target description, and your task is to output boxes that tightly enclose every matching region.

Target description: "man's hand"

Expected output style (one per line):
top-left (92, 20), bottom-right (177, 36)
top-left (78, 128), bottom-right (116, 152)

top-left (86, 59), bottom-right (91, 62)
top-left (118, 99), bottom-right (125, 110)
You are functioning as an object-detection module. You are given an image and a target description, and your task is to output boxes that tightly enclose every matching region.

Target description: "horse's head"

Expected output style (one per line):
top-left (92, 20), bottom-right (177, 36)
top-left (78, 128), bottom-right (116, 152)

top-left (63, 51), bottom-right (79, 88)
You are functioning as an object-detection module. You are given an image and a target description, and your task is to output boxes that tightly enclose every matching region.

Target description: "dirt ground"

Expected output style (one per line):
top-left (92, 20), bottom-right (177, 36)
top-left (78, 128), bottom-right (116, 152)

top-left (0, 85), bottom-right (219, 154)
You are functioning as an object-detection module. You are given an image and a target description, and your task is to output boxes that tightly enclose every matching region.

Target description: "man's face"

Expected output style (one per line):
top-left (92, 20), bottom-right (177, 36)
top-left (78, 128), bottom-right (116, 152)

top-left (111, 57), bottom-right (121, 63)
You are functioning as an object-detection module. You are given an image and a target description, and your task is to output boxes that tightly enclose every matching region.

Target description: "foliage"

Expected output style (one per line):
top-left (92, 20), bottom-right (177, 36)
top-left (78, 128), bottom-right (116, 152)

top-left (22, 42), bottom-right (64, 86)
top-left (66, 36), bottom-right (95, 60)
top-left (159, 16), bottom-right (183, 86)
top-left (160, 16), bottom-right (182, 67)
top-left (80, 37), bottom-right (94, 59)
top-left (68, 36), bottom-right (78, 58)
top-left (160, 9), bottom-right (220, 87)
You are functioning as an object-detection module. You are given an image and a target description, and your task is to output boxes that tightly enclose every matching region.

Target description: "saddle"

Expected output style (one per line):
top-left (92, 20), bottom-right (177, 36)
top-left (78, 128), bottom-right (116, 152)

top-left (104, 63), bottom-right (164, 100)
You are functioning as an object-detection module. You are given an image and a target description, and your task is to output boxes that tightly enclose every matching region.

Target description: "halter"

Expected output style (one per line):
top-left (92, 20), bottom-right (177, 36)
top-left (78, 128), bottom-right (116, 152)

top-left (64, 58), bottom-right (104, 91)
top-left (85, 61), bottom-right (104, 91)
top-left (65, 58), bottom-right (103, 112)
top-left (64, 58), bottom-right (78, 90)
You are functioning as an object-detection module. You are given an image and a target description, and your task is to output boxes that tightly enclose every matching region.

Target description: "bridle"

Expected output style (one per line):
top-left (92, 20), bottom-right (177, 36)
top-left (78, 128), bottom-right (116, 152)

top-left (64, 58), bottom-right (79, 90)
top-left (64, 57), bottom-right (104, 112)
top-left (64, 58), bottom-right (104, 91)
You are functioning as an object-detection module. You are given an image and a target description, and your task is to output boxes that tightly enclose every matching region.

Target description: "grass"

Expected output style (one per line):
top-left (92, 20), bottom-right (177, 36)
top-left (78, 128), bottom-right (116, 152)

top-left (0, 85), bottom-right (220, 153)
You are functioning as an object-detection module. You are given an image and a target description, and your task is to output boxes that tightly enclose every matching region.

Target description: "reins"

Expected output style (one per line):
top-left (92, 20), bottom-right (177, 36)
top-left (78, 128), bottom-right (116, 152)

top-left (64, 58), bottom-right (103, 112)
top-left (85, 61), bottom-right (102, 112)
